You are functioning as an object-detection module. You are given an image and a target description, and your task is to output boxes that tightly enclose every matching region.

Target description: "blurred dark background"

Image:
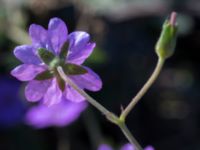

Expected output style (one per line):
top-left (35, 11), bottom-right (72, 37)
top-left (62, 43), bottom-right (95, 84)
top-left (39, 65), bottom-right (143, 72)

top-left (0, 0), bottom-right (200, 150)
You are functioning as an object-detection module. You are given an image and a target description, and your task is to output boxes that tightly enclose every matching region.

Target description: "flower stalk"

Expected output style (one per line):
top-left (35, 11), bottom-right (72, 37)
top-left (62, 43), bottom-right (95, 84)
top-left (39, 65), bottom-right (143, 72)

top-left (120, 58), bottom-right (165, 121)
top-left (57, 66), bottom-right (143, 150)
top-left (118, 121), bottom-right (143, 150)
top-left (120, 11), bottom-right (178, 121)
top-left (57, 66), bottom-right (119, 124)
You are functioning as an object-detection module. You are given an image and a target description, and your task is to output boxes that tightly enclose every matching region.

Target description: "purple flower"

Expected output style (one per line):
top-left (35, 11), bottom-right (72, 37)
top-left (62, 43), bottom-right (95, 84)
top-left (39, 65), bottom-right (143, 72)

top-left (25, 100), bottom-right (87, 128)
top-left (11, 18), bottom-right (102, 105)
top-left (144, 146), bottom-right (155, 150)
top-left (98, 143), bottom-right (155, 150)
top-left (98, 144), bottom-right (113, 150)
top-left (120, 144), bottom-right (135, 150)
top-left (120, 144), bottom-right (155, 150)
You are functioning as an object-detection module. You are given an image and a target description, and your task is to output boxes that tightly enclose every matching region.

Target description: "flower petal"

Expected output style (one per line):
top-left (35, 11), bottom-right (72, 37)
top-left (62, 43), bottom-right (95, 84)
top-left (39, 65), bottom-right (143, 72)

top-left (43, 78), bottom-right (63, 106)
top-left (98, 144), bottom-right (113, 150)
top-left (25, 100), bottom-right (87, 128)
top-left (11, 64), bottom-right (46, 81)
top-left (69, 66), bottom-right (102, 91)
top-left (25, 104), bottom-right (52, 128)
top-left (64, 85), bottom-right (85, 103)
top-left (25, 80), bottom-right (51, 102)
top-left (67, 31), bottom-right (95, 64)
top-left (49, 100), bottom-right (87, 127)
top-left (144, 146), bottom-right (154, 150)
top-left (29, 24), bottom-right (48, 47)
top-left (14, 45), bottom-right (41, 64)
top-left (120, 144), bottom-right (135, 150)
top-left (48, 18), bottom-right (68, 55)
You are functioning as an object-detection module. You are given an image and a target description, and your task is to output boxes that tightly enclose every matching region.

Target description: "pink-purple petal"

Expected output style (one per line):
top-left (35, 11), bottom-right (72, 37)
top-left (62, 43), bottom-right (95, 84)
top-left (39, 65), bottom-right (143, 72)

top-left (48, 18), bottom-right (68, 54)
top-left (144, 146), bottom-right (155, 150)
top-left (50, 100), bottom-right (87, 127)
top-left (25, 80), bottom-right (52, 102)
top-left (67, 31), bottom-right (95, 64)
top-left (14, 45), bottom-right (41, 64)
top-left (29, 24), bottom-right (48, 46)
top-left (98, 144), bottom-right (113, 150)
top-left (25, 100), bottom-right (87, 128)
top-left (120, 144), bottom-right (135, 150)
top-left (43, 78), bottom-right (63, 106)
top-left (11, 64), bottom-right (46, 81)
top-left (70, 66), bottom-right (102, 91)
top-left (25, 104), bottom-right (51, 128)
top-left (64, 85), bottom-right (85, 102)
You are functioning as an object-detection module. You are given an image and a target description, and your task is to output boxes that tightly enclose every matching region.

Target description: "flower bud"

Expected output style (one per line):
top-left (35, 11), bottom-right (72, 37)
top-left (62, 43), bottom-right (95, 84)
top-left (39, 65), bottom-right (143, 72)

top-left (155, 12), bottom-right (178, 59)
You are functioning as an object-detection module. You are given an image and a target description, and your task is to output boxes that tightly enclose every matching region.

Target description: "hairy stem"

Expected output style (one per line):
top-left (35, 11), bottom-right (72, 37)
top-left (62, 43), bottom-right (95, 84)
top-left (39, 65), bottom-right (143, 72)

top-left (120, 58), bottom-right (165, 121)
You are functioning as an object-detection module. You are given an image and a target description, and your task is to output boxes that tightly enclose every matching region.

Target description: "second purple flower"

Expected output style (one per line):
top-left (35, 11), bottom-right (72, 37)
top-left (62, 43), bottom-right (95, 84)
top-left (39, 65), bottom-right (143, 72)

top-left (11, 18), bottom-right (102, 105)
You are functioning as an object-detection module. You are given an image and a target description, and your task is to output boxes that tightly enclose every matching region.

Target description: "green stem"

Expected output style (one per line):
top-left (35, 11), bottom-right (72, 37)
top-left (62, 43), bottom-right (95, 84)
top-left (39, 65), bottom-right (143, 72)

top-left (57, 66), bottom-right (118, 124)
top-left (57, 66), bottom-right (143, 150)
top-left (118, 122), bottom-right (143, 150)
top-left (120, 58), bottom-right (165, 121)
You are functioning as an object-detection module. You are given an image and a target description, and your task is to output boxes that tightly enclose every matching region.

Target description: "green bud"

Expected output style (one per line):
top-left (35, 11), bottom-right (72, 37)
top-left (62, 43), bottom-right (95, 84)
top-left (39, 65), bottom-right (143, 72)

top-left (155, 12), bottom-right (178, 60)
top-left (62, 63), bottom-right (88, 75)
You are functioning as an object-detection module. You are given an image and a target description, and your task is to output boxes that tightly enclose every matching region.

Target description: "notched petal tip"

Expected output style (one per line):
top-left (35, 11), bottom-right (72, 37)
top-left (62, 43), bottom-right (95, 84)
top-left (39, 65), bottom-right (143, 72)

top-left (68, 31), bottom-right (90, 48)
top-left (48, 17), bottom-right (67, 30)
top-left (29, 24), bottom-right (47, 44)
top-left (48, 17), bottom-right (68, 54)
top-left (14, 45), bottom-right (41, 65)
top-left (67, 32), bottom-right (96, 65)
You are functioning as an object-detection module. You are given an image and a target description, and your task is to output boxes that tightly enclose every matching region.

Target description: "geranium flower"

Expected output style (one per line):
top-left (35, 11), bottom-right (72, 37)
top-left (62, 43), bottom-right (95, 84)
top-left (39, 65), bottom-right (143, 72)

top-left (98, 144), bottom-right (113, 150)
top-left (120, 144), bottom-right (154, 150)
top-left (25, 101), bottom-right (87, 128)
top-left (98, 143), bottom-right (154, 150)
top-left (11, 18), bottom-right (102, 105)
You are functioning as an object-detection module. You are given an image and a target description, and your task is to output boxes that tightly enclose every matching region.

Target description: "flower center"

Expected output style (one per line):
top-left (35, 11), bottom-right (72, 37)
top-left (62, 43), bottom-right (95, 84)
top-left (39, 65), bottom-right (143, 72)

top-left (36, 47), bottom-right (88, 91)
top-left (49, 57), bottom-right (62, 70)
